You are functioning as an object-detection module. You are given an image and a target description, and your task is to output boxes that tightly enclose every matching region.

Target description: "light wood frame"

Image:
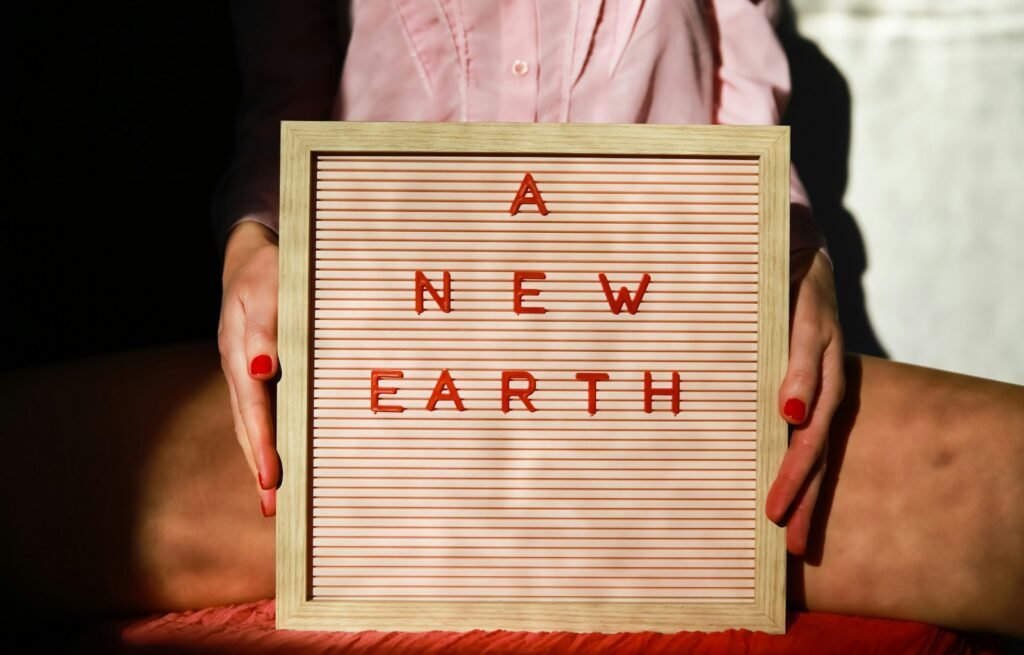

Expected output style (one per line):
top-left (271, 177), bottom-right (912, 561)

top-left (277, 121), bottom-right (789, 633)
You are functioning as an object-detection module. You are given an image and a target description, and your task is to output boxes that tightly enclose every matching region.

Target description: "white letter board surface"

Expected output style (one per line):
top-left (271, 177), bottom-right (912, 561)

top-left (277, 122), bottom-right (789, 634)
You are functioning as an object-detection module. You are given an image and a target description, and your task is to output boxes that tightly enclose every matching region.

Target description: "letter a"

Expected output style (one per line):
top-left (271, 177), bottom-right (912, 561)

top-left (509, 172), bottom-right (549, 216)
top-left (426, 369), bottom-right (465, 411)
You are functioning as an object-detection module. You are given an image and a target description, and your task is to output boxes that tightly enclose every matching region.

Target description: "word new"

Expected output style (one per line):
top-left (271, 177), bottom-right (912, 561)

top-left (416, 271), bottom-right (652, 315)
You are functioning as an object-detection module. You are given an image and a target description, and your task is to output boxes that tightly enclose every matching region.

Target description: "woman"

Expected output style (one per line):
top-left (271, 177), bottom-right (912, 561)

top-left (4, 0), bottom-right (1021, 638)
top-left (219, 0), bottom-right (841, 555)
top-left (212, 0), bottom-right (1022, 635)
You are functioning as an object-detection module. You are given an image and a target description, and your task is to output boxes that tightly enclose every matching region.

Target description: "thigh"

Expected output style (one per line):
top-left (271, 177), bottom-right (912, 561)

top-left (1, 341), bottom-right (274, 615)
top-left (793, 355), bottom-right (1024, 636)
top-left (6, 345), bottom-right (1022, 635)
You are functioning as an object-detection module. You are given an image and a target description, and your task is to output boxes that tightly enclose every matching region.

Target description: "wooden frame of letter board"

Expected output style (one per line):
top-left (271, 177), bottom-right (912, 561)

top-left (277, 122), bottom-right (789, 634)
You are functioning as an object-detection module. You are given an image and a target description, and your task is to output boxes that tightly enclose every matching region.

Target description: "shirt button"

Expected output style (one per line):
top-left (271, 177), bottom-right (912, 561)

top-left (511, 59), bottom-right (530, 77)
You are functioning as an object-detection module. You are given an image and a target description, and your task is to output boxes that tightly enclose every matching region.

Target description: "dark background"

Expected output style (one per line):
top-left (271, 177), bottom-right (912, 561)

top-left (4, 2), bottom-right (886, 373)
top-left (6, 3), bottom-right (237, 370)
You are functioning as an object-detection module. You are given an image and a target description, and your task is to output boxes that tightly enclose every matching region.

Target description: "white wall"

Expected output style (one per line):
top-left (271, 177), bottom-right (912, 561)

top-left (791, 0), bottom-right (1024, 384)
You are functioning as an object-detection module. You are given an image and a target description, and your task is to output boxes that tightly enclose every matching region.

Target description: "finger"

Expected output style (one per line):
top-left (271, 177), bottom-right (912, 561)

top-left (227, 260), bottom-right (281, 492)
top-left (785, 442), bottom-right (827, 557)
top-left (769, 274), bottom-right (830, 520)
top-left (258, 487), bottom-right (277, 518)
top-left (768, 317), bottom-right (825, 521)
top-left (231, 352), bottom-right (280, 492)
top-left (767, 384), bottom-right (837, 525)
top-left (231, 374), bottom-right (276, 518)
top-left (220, 301), bottom-right (260, 481)
top-left (767, 422), bottom-right (824, 525)
top-left (778, 317), bottom-right (824, 426)
top-left (224, 370), bottom-right (258, 480)
top-left (230, 363), bottom-right (277, 518)
top-left (767, 339), bottom-right (845, 524)
top-left (243, 276), bottom-right (279, 383)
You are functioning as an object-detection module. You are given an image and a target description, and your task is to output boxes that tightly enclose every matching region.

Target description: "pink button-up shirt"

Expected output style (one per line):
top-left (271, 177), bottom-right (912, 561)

top-left (342, 0), bottom-right (787, 126)
top-left (225, 0), bottom-right (822, 254)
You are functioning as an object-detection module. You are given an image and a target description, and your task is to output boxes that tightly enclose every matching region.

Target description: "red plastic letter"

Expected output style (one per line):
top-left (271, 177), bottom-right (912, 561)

top-left (509, 172), bottom-right (550, 216)
top-left (370, 369), bottom-right (404, 413)
top-left (599, 273), bottom-right (651, 315)
top-left (575, 372), bottom-right (610, 415)
top-left (426, 368), bottom-right (466, 411)
top-left (415, 270), bottom-right (451, 314)
top-left (643, 371), bottom-right (680, 415)
top-left (501, 370), bottom-right (537, 413)
top-left (513, 271), bottom-right (547, 315)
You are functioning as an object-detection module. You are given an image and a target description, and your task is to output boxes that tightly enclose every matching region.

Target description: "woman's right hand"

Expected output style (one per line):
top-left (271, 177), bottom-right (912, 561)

top-left (218, 220), bottom-right (280, 517)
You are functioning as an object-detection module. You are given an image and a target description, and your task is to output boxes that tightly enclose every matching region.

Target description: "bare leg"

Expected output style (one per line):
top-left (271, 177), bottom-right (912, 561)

top-left (3, 345), bottom-right (1021, 636)
top-left (1, 342), bottom-right (273, 615)
top-left (792, 355), bottom-right (1024, 637)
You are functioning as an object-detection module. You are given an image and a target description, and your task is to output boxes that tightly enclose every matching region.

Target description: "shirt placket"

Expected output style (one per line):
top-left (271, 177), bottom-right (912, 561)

top-left (498, 0), bottom-right (540, 122)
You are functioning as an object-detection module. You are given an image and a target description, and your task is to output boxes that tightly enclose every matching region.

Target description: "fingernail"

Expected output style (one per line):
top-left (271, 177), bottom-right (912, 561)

top-left (258, 471), bottom-right (267, 489)
top-left (260, 496), bottom-right (271, 518)
top-left (784, 398), bottom-right (807, 423)
top-left (250, 354), bottom-right (273, 376)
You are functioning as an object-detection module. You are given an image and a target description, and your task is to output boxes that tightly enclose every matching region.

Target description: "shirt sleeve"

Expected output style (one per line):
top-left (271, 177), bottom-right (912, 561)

top-left (711, 0), bottom-right (828, 259)
top-left (211, 0), bottom-right (347, 258)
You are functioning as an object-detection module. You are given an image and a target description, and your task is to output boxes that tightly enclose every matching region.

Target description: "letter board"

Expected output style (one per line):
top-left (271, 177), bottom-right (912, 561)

top-left (277, 122), bottom-right (790, 633)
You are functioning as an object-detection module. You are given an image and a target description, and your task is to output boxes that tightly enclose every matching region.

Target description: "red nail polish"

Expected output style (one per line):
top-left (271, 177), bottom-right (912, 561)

top-left (784, 398), bottom-right (807, 423)
top-left (250, 354), bottom-right (272, 376)
top-left (258, 471), bottom-right (266, 489)
top-left (260, 497), bottom-right (271, 518)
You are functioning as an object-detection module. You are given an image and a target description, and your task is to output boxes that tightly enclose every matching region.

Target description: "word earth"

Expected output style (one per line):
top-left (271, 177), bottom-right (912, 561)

top-left (370, 370), bottom-right (684, 416)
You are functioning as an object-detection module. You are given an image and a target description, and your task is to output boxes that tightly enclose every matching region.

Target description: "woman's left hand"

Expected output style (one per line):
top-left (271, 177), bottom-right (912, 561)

top-left (766, 248), bottom-right (846, 556)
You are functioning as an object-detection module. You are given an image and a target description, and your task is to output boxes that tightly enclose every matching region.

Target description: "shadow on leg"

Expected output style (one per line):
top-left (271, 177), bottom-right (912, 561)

top-left (0, 341), bottom-right (274, 618)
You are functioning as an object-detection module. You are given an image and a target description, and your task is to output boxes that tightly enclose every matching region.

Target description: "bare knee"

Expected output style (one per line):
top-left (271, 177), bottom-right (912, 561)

top-left (1, 342), bottom-right (275, 615)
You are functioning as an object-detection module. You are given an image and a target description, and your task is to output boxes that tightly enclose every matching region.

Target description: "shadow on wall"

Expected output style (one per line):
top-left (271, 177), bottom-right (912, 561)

top-left (778, 1), bottom-right (887, 358)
